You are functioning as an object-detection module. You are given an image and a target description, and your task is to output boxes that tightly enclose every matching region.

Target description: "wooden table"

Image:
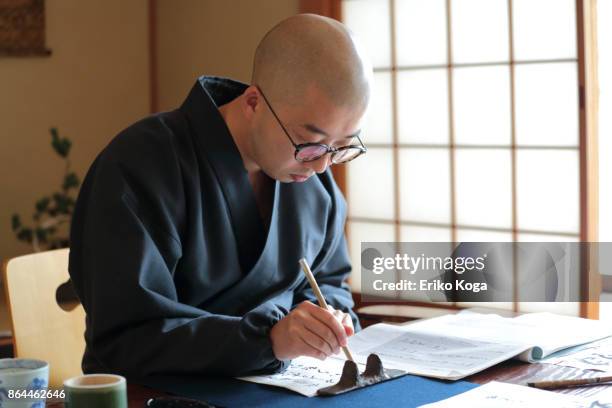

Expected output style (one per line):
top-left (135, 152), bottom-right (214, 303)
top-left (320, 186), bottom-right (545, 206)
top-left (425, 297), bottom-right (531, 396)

top-left (45, 383), bottom-right (168, 407)
top-left (42, 305), bottom-right (612, 406)
top-left (43, 359), bottom-right (610, 407)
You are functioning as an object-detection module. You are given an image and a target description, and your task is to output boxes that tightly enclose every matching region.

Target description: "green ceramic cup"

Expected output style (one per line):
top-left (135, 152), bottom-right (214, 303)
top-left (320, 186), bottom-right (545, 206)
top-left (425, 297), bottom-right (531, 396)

top-left (63, 374), bottom-right (127, 408)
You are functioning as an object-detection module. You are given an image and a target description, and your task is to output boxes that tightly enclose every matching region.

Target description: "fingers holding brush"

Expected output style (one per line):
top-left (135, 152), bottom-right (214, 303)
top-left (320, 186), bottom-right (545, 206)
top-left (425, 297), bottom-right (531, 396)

top-left (270, 301), bottom-right (346, 360)
top-left (329, 306), bottom-right (355, 337)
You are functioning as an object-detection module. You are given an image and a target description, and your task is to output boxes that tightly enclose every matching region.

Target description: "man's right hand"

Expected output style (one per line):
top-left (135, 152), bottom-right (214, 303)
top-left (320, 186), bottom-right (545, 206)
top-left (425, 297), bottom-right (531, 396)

top-left (269, 301), bottom-right (350, 360)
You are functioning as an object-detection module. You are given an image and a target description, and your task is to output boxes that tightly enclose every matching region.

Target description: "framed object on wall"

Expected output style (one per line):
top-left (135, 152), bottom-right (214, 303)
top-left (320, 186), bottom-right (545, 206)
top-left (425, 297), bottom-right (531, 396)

top-left (0, 0), bottom-right (51, 57)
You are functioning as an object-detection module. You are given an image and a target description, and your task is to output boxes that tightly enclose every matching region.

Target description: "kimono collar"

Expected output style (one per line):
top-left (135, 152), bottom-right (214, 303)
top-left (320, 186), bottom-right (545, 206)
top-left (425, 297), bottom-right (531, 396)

top-left (179, 76), bottom-right (268, 274)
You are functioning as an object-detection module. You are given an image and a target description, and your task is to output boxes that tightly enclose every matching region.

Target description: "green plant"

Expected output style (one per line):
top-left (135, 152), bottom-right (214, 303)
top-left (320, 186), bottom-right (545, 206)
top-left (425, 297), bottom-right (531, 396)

top-left (11, 127), bottom-right (80, 251)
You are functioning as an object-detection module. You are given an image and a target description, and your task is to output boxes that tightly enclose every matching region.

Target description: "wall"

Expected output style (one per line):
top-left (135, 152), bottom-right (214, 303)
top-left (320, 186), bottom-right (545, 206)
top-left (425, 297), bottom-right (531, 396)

top-left (156, 0), bottom-right (300, 112)
top-left (0, 0), bottom-right (301, 264)
top-left (0, 0), bottom-right (150, 263)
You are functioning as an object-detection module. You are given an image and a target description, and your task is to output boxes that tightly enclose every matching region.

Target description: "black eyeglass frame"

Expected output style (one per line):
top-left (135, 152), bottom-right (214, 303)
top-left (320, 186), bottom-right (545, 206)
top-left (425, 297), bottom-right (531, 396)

top-left (256, 86), bottom-right (367, 164)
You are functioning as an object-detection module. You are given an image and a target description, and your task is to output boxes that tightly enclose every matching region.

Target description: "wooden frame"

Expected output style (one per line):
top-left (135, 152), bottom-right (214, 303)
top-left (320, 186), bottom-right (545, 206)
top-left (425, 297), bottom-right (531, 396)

top-left (148, 0), bottom-right (158, 113)
top-left (299, 0), bottom-right (347, 194)
top-left (299, 0), bottom-right (342, 23)
top-left (577, 0), bottom-right (599, 318)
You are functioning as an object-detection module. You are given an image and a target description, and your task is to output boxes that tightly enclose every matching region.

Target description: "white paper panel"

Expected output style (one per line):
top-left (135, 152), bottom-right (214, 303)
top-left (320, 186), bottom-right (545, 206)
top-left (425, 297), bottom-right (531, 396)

top-left (516, 150), bottom-right (579, 233)
top-left (513, 0), bottom-right (577, 61)
top-left (517, 302), bottom-right (579, 316)
top-left (399, 148), bottom-right (451, 223)
top-left (453, 66), bottom-right (511, 145)
top-left (455, 302), bottom-right (515, 312)
top-left (400, 225), bottom-right (452, 242)
top-left (451, 0), bottom-right (509, 63)
top-left (361, 72), bottom-right (393, 144)
top-left (514, 63), bottom-right (578, 146)
top-left (395, 0), bottom-right (447, 66)
top-left (343, 0), bottom-right (391, 68)
top-left (397, 69), bottom-right (449, 144)
top-left (518, 233), bottom-right (579, 242)
top-left (348, 221), bottom-right (396, 294)
top-left (348, 148), bottom-right (395, 219)
top-left (455, 149), bottom-right (512, 228)
top-left (601, 300), bottom-right (612, 323)
top-left (456, 228), bottom-right (513, 242)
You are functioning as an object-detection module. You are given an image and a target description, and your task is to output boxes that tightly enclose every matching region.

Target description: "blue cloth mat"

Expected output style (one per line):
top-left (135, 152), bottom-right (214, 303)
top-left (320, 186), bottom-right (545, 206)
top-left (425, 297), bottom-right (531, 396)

top-left (137, 373), bottom-right (479, 408)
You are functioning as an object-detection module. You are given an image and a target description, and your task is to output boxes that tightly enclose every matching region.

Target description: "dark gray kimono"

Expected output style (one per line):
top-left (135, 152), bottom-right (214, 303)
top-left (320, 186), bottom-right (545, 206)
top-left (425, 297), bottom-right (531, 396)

top-left (68, 76), bottom-right (359, 379)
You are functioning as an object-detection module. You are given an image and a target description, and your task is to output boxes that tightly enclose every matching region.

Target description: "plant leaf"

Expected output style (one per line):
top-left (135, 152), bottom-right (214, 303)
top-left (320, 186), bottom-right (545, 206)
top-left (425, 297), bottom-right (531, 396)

top-left (51, 128), bottom-right (62, 155)
top-left (50, 128), bottom-right (72, 157)
top-left (17, 228), bottom-right (33, 242)
top-left (35, 197), bottom-right (50, 212)
top-left (53, 193), bottom-right (71, 213)
top-left (11, 214), bottom-right (21, 231)
top-left (63, 173), bottom-right (79, 190)
top-left (62, 139), bottom-right (72, 156)
top-left (35, 228), bottom-right (47, 244)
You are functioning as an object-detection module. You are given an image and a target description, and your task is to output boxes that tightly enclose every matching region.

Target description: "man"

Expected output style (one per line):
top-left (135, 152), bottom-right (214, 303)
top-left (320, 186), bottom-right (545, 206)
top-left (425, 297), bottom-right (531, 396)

top-left (69, 14), bottom-right (372, 378)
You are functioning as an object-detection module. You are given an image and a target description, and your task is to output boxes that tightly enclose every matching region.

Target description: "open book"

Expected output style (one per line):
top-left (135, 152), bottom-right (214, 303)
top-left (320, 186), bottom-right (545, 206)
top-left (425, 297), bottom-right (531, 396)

top-left (239, 310), bottom-right (612, 397)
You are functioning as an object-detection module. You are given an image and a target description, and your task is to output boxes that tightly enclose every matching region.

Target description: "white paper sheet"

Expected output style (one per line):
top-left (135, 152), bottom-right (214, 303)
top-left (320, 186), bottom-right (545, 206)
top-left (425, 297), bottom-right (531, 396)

top-left (418, 381), bottom-right (590, 408)
top-left (238, 356), bottom-right (361, 397)
top-left (404, 310), bottom-right (612, 362)
top-left (237, 311), bottom-right (612, 396)
top-left (347, 323), bottom-right (529, 380)
top-left (544, 336), bottom-right (612, 372)
top-left (583, 386), bottom-right (612, 407)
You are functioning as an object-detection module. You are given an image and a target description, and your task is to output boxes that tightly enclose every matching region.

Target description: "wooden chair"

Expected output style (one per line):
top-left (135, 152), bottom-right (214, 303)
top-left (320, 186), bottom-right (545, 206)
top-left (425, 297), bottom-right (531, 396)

top-left (2, 248), bottom-right (86, 388)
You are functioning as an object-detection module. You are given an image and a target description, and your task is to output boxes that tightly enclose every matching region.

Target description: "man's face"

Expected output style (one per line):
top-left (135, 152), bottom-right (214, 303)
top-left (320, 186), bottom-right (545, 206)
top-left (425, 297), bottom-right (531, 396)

top-left (249, 84), bottom-right (366, 183)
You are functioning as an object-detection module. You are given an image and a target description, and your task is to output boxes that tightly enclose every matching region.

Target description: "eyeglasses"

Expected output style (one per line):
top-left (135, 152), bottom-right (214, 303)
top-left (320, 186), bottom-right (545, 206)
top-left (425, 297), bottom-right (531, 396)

top-left (257, 86), bottom-right (367, 164)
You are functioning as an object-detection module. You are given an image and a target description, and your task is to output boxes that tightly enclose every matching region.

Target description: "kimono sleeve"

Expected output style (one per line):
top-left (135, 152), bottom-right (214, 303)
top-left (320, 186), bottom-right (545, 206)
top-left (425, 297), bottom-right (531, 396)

top-left (68, 130), bottom-right (285, 378)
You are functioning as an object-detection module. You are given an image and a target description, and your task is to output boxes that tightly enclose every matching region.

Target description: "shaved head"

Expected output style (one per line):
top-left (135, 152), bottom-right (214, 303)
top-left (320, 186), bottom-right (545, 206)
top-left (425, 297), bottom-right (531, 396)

top-left (252, 14), bottom-right (372, 110)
